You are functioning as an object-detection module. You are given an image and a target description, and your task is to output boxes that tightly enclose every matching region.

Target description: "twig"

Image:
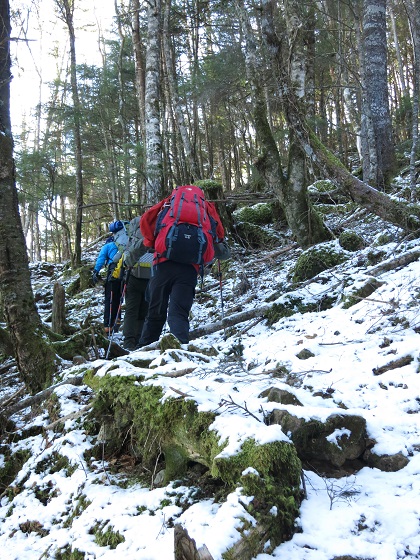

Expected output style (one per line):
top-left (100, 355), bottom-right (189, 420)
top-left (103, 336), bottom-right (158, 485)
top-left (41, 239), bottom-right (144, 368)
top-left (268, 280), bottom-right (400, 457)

top-left (0, 386), bottom-right (25, 408)
top-left (44, 404), bottom-right (93, 431)
top-left (0, 360), bottom-right (17, 375)
top-left (90, 326), bottom-right (100, 359)
top-left (101, 440), bottom-right (112, 486)
top-left (218, 395), bottom-right (261, 422)
top-left (160, 367), bottom-right (197, 378)
top-left (169, 386), bottom-right (193, 398)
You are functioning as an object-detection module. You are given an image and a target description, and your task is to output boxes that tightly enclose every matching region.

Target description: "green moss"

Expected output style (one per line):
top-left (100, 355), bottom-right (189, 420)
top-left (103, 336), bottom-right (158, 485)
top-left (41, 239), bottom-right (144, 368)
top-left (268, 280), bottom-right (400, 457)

top-left (234, 222), bottom-right (279, 249)
top-left (265, 295), bottom-right (336, 326)
top-left (195, 179), bottom-right (223, 199)
top-left (293, 243), bottom-right (348, 282)
top-left (92, 521), bottom-right (125, 549)
top-left (0, 449), bottom-right (31, 494)
top-left (213, 439), bottom-right (301, 557)
top-left (54, 546), bottom-right (85, 560)
top-left (309, 179), bottom-right (335, 193)
top-left (374, 233), bottom-right (392, 246)
top-left (159, 333), bottom-right (181, 351)
top-left (91, 376), bottom-right (219, 481)
top-left (342, 278), bottom-right (383, 309)
top-left (339, 231), bottom-right (366, 252)
top-left (212, 439), bottom-right (300, 487)
top-left (265, 303), bottom-right (295, 325)
top-left (234, 203), bottom-right (274, 225)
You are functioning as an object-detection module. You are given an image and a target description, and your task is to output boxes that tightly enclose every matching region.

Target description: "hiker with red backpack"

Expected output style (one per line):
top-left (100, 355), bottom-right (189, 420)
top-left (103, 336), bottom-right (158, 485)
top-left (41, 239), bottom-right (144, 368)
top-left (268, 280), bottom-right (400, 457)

top-left (137, 185), bottom-right (227, 346)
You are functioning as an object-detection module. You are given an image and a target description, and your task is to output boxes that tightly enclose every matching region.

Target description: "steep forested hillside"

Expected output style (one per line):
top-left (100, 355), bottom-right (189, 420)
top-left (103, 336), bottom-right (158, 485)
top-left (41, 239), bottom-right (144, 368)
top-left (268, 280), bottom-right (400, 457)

top-left (1, 191), bottom-right (419, 560)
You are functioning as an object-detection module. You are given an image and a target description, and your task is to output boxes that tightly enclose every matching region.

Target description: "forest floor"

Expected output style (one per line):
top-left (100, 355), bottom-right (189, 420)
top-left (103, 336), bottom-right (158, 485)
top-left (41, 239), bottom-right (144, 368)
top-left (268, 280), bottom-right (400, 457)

top-left (0, 180), bottom-right (420, 559)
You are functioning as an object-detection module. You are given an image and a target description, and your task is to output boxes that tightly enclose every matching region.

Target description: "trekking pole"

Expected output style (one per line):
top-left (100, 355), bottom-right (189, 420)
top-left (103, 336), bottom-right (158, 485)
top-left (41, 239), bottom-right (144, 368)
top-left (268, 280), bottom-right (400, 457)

top-left (107, 287), bottom-right (113, 336)
top-left (217, 259), bottom-right (225, 320)
top-left (106, 269), bottom-right (131, 359)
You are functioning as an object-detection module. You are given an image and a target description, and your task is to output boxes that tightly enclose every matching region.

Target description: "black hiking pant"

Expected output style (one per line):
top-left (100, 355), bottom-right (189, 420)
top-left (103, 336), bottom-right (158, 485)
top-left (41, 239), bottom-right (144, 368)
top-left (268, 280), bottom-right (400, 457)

top-left (104, 278), bottom-right (123, 330)
top-left (139, 261), bottom-right (198, 345)
top-left (122, 275), bottom-right (149, 348)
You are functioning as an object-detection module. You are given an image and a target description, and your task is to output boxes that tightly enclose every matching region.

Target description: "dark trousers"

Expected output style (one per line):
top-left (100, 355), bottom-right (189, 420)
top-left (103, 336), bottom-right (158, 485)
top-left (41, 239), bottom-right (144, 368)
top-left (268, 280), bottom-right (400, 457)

top-left (104, 279), bottom-right (123, 328)
top-left (139, 261), bottom-right (198, 345)
top-left (122, 275), bottom-right (149, 346)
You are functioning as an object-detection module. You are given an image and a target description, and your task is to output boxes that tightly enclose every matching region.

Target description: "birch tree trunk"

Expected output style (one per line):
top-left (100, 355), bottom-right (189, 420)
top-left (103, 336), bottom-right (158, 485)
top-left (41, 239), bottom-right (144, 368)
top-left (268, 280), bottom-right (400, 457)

top-left (0, 1), bottom-right (56, 393)
top-left (241, 0), bottom-right (330, 248)
top-left (144, 0), bottom-right (164, 202)
top-left (130, 0), bottom-right (146, 201)
top-left (361, 0), bottom-right (396, 189)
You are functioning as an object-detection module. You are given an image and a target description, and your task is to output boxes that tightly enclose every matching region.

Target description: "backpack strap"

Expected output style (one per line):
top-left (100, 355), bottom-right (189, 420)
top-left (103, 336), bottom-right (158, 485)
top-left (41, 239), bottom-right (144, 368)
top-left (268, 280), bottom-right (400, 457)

top-left (193, 193), bottom-right (203, 228)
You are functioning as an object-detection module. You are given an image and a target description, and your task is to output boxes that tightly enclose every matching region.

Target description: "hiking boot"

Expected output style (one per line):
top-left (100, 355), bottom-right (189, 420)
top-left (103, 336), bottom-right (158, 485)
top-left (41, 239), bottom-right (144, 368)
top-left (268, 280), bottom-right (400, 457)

top-left (123, 339), bottom-right (137, 351)
top-left (159, 333), bottom-right (182, 351)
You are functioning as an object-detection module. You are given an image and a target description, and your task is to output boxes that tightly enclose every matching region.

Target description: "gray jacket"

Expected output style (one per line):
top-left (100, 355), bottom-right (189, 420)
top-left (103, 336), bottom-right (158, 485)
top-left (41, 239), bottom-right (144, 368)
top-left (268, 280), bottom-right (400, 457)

top-left (122, 216), bottom-right (152, 280)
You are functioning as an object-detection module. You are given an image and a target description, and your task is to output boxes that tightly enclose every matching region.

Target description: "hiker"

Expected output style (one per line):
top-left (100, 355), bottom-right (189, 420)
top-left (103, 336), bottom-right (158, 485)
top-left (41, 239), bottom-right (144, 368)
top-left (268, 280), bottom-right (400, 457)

top-left (91, 220), bottom-right (129, 335)
top-left (137, 184), bottom-right (227, 346)
top-left (118, 216), bottom-right (152, 351)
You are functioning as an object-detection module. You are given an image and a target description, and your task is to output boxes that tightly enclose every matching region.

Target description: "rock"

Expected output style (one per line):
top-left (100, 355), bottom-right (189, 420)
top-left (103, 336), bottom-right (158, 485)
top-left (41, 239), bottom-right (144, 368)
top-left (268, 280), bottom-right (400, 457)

top-left (363, 450), bottom-right (409, 472)
top-left (259, 387), bottom-right (303, 406)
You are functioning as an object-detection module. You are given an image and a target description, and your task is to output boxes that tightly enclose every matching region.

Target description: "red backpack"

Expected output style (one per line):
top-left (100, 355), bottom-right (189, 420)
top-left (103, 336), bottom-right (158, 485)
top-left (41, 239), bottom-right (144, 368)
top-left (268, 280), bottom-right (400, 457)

top-left (154, 185), bottom-right (217, 266)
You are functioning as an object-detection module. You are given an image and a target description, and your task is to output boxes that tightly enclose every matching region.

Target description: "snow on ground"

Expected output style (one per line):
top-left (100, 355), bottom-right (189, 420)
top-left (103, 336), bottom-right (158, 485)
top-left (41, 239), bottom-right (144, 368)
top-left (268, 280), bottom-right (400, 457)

top-left (0, 218), bottom-right (420, 559)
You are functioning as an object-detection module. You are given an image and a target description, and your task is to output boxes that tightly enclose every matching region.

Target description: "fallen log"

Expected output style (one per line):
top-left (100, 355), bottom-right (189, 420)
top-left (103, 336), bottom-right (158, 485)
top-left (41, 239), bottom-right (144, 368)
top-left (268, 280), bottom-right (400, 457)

top-left (368, 248), bottom-right (420, 277)
top-left (0, 374), bottom-right (84, 418)
top-left (189, 305), bottom-right (272, 340)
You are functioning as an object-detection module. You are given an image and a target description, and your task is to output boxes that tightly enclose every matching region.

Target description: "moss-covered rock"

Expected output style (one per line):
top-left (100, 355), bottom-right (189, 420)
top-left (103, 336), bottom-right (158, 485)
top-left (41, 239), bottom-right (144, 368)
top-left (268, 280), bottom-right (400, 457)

top-left (268, 410), bottom-right (367, 471)
top-left (292, 242), bottom-right (348, 282)
top-left (308, 179), bottom-right (335, 193)
top-left (259, 387), bottom-right (303, 406)
top-left (233, 222), bottom-right (280, 249)
top-left (339, 231), bottom-right (366, 252)
top-left (213, 438), bottom-right (301, 557)
top-left (265, 294), bottom-right (336, 326)
top-left (234, 203), bottom-right (274, 225)
top-left (88, 374), bottom-right (302, 557)
top-left (88, 375), bottom-right (218, 479)
top-left (342, 278), bottom-right (384, 309)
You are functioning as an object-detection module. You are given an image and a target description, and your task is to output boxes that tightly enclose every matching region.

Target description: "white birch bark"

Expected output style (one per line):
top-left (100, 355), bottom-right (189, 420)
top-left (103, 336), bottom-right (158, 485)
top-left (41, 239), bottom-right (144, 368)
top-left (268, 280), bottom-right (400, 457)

top-left (361, 0), bottom-right (395, 189)
top-left (144, 0), bottom-right (163, 203)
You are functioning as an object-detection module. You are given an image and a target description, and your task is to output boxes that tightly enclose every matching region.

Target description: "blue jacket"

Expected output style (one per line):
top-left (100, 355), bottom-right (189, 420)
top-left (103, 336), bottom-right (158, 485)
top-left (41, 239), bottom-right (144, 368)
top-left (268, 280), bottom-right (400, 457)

top-left (93, 237), bottom-right (119, 273)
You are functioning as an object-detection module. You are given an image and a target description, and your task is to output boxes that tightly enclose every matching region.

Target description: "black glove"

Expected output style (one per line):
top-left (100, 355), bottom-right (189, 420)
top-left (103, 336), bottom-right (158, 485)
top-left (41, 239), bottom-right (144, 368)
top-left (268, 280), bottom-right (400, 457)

top-left (214, 240), bottom-right (231, 261)
top-left (91, 270), bottom-right (100, 286)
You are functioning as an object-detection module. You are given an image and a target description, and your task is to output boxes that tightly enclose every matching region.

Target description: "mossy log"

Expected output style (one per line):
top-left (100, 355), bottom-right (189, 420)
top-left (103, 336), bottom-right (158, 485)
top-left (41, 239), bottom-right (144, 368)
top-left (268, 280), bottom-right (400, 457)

top-left (89, 374), bottom-right (302, 559)
top-left (51, 326), bottom-right (127, 361)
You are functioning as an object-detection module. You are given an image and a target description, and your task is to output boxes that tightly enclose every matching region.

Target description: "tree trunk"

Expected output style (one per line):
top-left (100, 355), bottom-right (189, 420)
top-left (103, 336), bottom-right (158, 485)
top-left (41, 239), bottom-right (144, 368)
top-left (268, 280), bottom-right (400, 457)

top-left (0, 1), bottom-right (56, 394)
top-left (144, 0), bottom-right (164, 202)
top-left (241, 0), bottom-right (330, 247)
top-left (55, 0), bottom-right (84, 267)
top-left (361, 0), bottom-right (396, 189)
top-left (51, 282), bottom-right (71, 335)
top-left (288, 100), bottom-right (420, 229)
top-left (163, 0), bottom-right (201, 182)
top-left (174, 525), bottom-right (215, 560)
top-left (407, 0), bottom-right (420, 202)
